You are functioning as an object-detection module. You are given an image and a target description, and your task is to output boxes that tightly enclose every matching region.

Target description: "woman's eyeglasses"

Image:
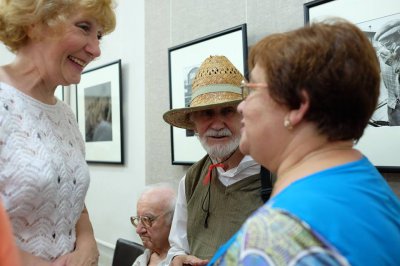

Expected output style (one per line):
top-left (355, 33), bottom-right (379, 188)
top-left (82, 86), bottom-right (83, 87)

top-left (240, 80), bottom-right (268, 100)
top-left (130, 211), bottom-right (171, 228)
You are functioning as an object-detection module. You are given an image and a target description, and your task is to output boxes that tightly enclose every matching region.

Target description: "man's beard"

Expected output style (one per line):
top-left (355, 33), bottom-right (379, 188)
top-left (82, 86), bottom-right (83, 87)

top-left (198, 128), bottom-right (241, 160)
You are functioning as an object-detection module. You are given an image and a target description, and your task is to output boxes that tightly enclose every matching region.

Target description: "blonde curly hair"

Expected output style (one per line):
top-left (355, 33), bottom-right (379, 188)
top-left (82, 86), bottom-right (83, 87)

top-left (0, 0), bottom-right (116, 52)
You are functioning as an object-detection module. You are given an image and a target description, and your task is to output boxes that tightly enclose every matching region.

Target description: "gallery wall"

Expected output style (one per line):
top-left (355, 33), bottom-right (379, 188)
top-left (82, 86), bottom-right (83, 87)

top-left (86, 1), bottom-right (146, 264)
top-left (145, 0), bottom-right (400, 202)
top-left (145, 0), bottom-right (311, 185)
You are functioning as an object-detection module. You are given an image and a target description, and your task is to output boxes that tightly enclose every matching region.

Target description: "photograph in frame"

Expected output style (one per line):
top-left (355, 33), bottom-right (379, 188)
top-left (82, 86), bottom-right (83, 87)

top-left (76, 59), bottom-right (124, 164)
top-left (304, 0), bottom-right (400, 171)
top-left (168, 24), bottom-right (248, 165)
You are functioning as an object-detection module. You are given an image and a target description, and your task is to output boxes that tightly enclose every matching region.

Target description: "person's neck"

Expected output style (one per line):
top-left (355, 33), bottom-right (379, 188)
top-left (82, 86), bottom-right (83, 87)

top-left (272, 139), bottom-right (358, 197)
top-left (149, 246), bottom-right (169, 265)
top-left (2, 51), bottom-right (57, 104)
top-left (211, 148), bottom-right (244, 171)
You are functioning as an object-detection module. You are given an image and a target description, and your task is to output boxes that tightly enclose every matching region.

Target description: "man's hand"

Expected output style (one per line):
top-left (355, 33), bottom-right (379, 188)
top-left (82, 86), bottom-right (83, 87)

top-left (171, 255), bottom-right (209, 266)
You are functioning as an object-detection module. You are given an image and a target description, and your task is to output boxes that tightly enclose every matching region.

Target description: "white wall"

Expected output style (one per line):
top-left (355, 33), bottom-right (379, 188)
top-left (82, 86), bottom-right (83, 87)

top-left (85, 1), bottom-right (146, 265)
top-left (0, 1), bottom-right (145, 265)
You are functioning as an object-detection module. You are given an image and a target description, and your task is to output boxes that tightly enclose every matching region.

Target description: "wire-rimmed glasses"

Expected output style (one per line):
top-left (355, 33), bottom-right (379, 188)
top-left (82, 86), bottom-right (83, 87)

top-left (240, 79), bottom-right (268, 100)
top-left (130, 211), bottom-right (171, 228)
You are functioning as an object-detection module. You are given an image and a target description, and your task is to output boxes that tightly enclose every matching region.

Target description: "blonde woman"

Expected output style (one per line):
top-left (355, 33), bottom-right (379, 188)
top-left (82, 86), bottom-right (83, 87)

top-left (0, 0), bottom-right (116, 264)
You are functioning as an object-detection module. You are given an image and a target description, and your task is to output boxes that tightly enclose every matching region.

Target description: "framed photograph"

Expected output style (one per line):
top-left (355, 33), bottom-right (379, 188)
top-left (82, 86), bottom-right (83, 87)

top-left (304, 0), bottom-right (400, 172)
top-left (168, 24), bottom-right (248, 165)
top-left (76, 59), bottom-right (124, 164)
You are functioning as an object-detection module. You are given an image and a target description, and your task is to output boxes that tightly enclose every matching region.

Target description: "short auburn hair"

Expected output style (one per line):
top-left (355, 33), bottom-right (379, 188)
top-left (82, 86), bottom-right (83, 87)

top-left (249, 19), bottom-right (381, 141)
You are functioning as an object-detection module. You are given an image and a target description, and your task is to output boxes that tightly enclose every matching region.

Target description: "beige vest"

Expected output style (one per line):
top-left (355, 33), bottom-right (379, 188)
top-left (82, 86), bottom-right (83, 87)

top-left (185, 155), bottom-right (263, 259)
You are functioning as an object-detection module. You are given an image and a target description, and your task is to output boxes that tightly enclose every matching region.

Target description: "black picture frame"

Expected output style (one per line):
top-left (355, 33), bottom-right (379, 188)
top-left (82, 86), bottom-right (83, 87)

top-left (168, 24), bottom-right (248, 165)
top-left (75, 59), bottom-right (124, 164)
top-left (304, 0), bottom-right (400, 172)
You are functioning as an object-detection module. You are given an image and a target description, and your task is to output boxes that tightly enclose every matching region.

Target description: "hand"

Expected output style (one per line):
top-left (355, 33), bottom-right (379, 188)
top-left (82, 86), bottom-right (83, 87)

top-left (171, 255), bottom-right (209, 266)
top-left (51, 245), bottom-right (99, 266)
top-left (57, 206), bottom-right (99, 265)
top-left (19, 249), bottom-right (53, 266)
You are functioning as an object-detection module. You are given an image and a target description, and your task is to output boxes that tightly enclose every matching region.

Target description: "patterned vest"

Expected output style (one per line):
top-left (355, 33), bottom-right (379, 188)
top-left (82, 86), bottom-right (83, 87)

top-left (185, 155), bottom-right (263, 259)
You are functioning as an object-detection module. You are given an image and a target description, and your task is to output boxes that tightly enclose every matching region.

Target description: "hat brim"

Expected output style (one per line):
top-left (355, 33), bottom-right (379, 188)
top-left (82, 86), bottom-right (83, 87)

top-left (163, 99), bottom-right (241, 130)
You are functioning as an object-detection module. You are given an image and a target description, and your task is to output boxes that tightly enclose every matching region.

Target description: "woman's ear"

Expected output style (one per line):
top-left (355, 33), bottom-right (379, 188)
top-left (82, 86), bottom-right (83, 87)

top-left (25, 24), bottom-right (37, 39)
top-left (288, 89), bottom-right (310, 127)
top-left (26, 23), bottom-right (45, 41)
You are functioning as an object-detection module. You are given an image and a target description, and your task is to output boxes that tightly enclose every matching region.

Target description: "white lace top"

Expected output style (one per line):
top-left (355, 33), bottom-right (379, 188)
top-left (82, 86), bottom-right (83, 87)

top-left (0, 82), bottom-right (90, 261)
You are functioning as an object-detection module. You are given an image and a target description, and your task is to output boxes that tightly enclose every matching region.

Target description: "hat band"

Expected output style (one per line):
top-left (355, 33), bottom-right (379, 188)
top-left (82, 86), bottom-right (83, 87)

top-left (191, 84), bottom-right (241, 103)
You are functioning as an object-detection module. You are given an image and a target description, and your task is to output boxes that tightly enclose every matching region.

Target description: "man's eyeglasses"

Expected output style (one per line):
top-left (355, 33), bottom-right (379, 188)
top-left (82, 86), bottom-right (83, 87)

top-left (130, 211), bottom-right (171, 228)
top-left (240, 80), bottom-right (268, 100)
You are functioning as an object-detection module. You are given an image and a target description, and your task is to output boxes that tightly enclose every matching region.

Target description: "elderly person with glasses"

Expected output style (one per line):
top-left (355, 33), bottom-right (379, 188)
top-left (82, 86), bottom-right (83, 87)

top-left (131, 183), bottom-right (177, 266)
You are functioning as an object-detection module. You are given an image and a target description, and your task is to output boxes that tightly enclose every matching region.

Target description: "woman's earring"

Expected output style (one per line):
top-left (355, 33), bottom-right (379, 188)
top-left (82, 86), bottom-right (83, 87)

top-left (284, 116), bottom-right (293, 130)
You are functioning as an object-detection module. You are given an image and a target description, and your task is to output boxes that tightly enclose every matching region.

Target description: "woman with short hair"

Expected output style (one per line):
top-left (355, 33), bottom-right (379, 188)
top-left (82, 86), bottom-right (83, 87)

top-left (209, 20), bottom-right (400, 266)
top-left (0, 0), bottom-right (116, 264)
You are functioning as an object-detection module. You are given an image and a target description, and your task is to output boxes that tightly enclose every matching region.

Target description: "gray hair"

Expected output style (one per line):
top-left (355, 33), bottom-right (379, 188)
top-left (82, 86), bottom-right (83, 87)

top-left (139, 182), bottom-right (177, 224)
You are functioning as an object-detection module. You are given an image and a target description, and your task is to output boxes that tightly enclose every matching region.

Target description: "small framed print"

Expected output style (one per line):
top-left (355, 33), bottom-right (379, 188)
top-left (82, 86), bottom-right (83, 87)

top-left (76, 59), bottom-right (124, 164)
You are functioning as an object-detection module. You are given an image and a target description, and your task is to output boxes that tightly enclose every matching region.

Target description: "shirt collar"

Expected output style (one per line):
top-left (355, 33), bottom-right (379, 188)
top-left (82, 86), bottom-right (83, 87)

top-left (216, 155), bottom-right (259, 176)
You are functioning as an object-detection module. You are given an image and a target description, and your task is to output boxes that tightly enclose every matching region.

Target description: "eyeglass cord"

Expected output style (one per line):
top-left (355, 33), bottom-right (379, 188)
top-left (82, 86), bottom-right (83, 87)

top-left (201, 183), bottom-right (212, 228)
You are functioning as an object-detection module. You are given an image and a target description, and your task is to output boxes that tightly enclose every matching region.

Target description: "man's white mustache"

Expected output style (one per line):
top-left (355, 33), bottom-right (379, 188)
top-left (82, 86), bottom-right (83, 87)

top-left (204, 128), bottom-right (232, 137)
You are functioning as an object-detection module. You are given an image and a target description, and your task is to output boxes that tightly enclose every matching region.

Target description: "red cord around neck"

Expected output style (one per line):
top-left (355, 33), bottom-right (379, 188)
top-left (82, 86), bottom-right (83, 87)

top-left (203, 163), bottom-right (225, 185)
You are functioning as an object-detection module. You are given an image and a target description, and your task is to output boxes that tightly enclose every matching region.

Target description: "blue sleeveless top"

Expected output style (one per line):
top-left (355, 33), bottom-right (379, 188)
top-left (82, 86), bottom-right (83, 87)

top-left (209, 157), bottom-right (400, 266)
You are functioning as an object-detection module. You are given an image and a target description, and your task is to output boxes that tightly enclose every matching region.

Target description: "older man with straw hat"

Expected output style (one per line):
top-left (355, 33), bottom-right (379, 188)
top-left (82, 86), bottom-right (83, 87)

top-left (163, 55), bottom-right (264, 266)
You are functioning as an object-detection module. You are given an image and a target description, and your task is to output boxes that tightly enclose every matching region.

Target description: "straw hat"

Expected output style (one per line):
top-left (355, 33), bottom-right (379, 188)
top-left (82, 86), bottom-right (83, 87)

top-left (163, 55), bottom-right (244, 130)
